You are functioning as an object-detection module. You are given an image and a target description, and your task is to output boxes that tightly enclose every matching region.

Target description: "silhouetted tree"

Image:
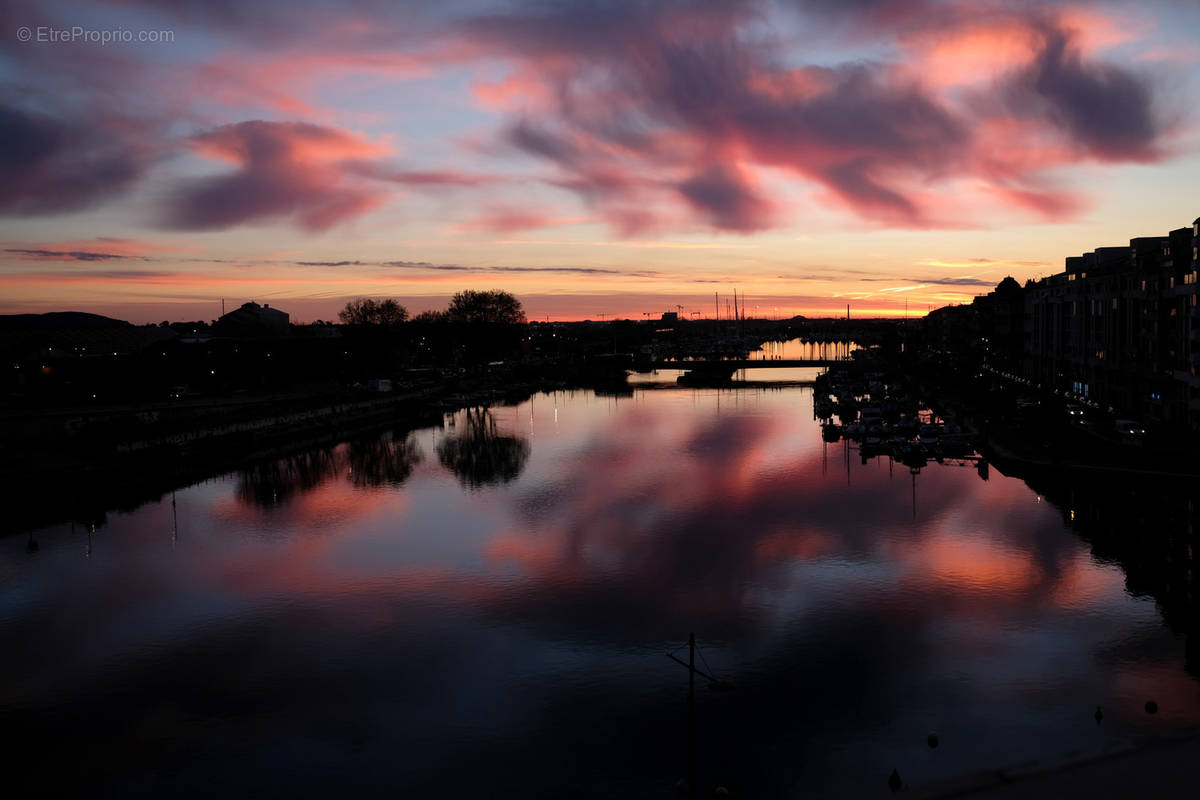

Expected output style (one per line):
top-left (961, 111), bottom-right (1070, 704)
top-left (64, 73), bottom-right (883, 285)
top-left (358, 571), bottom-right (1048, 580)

top-left (347, 431), bottom-right (423, 487)
top-left (435, 290), bottom-right (527, 364)
top-left (411, 309), bottom-right (448, 324)
top-left (445, 290), bottom-right (525, 325)
top-left (237, 448), bottom-right (340, 508)
top-left (437, 408), bottom-right (530, 489)
top-left (339, 297), bottom-right (409, 326)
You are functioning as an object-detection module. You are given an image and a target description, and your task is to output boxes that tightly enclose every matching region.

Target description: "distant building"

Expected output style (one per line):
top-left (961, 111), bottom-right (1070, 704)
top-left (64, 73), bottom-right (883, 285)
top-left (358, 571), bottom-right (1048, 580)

top-left (974, 276), bottom-right (1024, 370)
top-left (924, 276), bottom-right (1023, 368)
top-left (213, 302), bottom-right (290, 338)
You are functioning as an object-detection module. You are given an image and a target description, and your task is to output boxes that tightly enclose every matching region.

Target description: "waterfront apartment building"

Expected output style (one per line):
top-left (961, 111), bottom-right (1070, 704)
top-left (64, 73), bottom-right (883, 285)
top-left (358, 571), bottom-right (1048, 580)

top-left (1024, 216), bottom-right (1200, 428)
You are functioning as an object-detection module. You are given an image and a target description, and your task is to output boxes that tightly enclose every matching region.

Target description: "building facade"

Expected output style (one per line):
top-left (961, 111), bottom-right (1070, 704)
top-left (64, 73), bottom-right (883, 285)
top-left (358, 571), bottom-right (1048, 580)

top-left (213, 301), bottom-right (290, 337)
top-left (1024, 216), bottom-right (1200, 428)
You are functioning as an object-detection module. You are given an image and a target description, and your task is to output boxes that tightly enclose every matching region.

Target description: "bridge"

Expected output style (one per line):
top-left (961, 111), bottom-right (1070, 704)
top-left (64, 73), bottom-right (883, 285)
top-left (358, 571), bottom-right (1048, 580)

top-left (640, 358), bottom-right (847, 370)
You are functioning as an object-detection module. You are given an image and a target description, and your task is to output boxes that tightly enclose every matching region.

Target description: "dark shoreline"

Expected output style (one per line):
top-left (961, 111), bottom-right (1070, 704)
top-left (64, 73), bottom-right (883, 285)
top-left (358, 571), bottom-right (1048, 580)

top-left (3, 368), bottom-right (827, 536)
top-left (12, 352), bottom-right (1200, 538)
top-left (2, 370), bottom-right (578, 536)
top-left (3, 391), bottom-right (441, 536)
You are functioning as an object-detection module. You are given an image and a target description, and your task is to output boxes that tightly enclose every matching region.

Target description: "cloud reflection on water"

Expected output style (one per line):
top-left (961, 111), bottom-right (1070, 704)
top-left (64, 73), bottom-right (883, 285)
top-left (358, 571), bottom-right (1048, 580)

top-left (4, 388), bottom-right (1200, 797)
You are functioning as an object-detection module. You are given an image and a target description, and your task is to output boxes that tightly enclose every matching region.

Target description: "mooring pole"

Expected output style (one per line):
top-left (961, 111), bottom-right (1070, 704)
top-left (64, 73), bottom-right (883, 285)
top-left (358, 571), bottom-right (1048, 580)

top-left (689, 631), bottom-right (696, 800)
top-left (911, 469), bottom-right (917, 520)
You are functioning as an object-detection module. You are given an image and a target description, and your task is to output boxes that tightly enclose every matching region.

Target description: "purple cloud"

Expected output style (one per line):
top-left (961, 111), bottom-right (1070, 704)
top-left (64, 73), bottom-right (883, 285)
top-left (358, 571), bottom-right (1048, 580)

top-left (0, 105), bottom-right (147, 215)
top-left (1005, 27), bottom-right (1161, 160)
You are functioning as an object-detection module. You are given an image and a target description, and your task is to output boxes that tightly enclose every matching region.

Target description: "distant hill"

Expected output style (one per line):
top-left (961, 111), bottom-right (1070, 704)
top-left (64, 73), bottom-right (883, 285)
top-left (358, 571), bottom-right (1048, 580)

top-left (0, 312), bottom-right (132, 330)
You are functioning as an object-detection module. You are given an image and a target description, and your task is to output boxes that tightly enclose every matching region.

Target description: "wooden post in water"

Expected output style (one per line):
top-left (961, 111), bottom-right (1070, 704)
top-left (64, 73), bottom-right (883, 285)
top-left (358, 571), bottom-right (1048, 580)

top-left (911, 468), bottom-right (918, 519)
top-left (665, 633), bottom-right (735, 796)
top-left (689, 631), bottom-right (696, 800)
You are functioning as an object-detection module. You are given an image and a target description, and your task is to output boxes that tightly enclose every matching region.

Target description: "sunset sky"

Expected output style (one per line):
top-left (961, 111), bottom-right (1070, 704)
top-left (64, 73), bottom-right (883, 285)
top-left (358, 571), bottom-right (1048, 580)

top-left (3, 0), bottom-right (1200, 322)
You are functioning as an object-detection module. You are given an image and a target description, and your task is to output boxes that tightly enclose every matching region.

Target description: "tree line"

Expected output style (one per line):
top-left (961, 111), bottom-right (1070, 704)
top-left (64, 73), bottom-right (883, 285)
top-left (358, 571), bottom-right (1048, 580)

top-left (338, 290), bottom-right (526, 327)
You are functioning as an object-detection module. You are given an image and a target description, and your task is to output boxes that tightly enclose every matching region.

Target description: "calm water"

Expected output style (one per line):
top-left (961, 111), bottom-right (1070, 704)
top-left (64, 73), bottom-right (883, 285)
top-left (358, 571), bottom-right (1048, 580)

top-left (748, 338), bottom-right (859, 360)
top-left (5, 378), bottom-right (1200, 797)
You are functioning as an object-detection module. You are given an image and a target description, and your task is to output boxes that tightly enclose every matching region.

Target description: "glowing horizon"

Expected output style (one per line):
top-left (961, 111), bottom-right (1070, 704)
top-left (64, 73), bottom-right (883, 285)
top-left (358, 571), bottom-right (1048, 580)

top-left (3, 0), bottom-right (1199, 323)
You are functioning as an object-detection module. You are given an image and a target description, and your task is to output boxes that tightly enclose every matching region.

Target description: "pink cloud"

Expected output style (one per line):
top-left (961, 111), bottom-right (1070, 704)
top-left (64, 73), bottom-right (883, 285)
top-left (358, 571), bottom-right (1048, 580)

top-left (459, 0), bottom-right (1175, 231)
top-left (676, 163), bottom-right (775, 232)
top-left (0, 0), bottom-right (1183, 237)
top-left (452, 207), bottom-right (592, 233)
top-left (985, 185), bottom-right (1088, 220)
top-left (345, 163), bottom-right (508, 187)
top-left (1135, 43), bottom-right (1200, 65)
top-left (471, 68), bottom-right (556, 111)
top-left (164, 120), bottom-right (393, 231)
top-left (0, 104), bottom-right (155, 216)
top-left (1, 237), bottom-right (195, 261)
top-left (187, 50), bottom-right (437, 119)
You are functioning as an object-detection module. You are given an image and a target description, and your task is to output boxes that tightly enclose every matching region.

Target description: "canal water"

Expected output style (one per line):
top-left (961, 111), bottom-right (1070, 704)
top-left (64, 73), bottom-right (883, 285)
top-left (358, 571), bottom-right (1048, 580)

top-left (748, 338), bottom-right (859, 360)
top-left (4, 377), bottom-right (1200, 798)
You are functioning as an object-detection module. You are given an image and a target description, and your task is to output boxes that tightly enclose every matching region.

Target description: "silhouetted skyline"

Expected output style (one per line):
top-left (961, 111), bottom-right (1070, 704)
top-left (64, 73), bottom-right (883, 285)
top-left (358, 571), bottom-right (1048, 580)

top-left (4, 0), bottom-right (1200, 322)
